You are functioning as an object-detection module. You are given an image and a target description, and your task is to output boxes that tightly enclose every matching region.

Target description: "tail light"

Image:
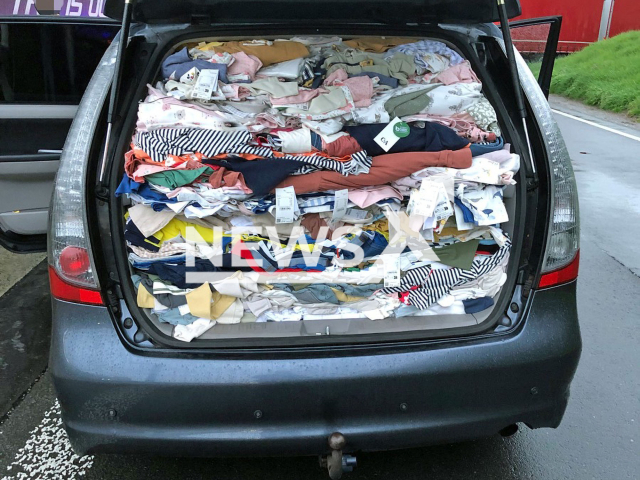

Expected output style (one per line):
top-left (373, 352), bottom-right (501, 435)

top-left (516, 52), bottom-right (580, 288)
top-left (47, 40), bottom-right (119, 304)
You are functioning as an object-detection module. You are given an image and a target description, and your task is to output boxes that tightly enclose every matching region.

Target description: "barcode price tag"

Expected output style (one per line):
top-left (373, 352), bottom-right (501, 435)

top-left (383, 255), bottom-right (401, 288)
top-left (433, 183), bottom-right (453, 221)
top-left (191, 69), bottom-right (220, 101)
top-left (409, 179), bottom-right (439, 217)
top-left (332, 189), bottom-right (349, 221)
top-left (345, 208), bottom-right (368, 220)
top-left (275, 186), bottom-right (298, 224)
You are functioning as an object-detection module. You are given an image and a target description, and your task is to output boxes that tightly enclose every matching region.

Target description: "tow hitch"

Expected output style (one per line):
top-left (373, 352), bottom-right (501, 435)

top-left (319, 432), bottom-right (357, 479)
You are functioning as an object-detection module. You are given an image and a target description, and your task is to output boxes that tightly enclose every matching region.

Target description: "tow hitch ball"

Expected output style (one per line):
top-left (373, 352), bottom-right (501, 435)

top-left (319, 432), bottom-right (357, 479)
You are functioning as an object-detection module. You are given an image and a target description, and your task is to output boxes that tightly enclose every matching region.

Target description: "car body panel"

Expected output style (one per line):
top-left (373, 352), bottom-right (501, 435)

top-left (51, 282), bottom-right (581, 456)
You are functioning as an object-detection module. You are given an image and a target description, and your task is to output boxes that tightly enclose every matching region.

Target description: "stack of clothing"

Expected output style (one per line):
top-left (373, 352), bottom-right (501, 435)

top-left (116, 37), bottom-right (519, 341)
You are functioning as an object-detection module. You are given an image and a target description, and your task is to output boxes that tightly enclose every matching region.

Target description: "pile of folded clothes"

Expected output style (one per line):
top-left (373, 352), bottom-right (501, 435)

top-left (116, 36), bottom-right (520, 341)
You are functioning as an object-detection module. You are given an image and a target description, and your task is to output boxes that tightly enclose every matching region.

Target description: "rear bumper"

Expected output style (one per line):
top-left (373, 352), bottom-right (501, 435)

top-left (50, 282), bottom-right (581, 456)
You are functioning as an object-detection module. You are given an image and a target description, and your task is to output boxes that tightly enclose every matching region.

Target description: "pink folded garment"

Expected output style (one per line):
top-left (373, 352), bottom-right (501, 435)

top-left (323, 69), bottom-right (349, 85)
top-left (221, 84), bottom-right (251, 101)
top-left (324, 69), bottom-right (373, 108)
top-left (348, 185), bottom-right (403, 208)
top-left (432, 61), bottom-right (480, 85)
top-left (227, 52), bottom-right (263, 82)
top-left (403, 113), bottom-right (496, 143)
top-left (270, 87), bottom-right (328, 106)
top-left (341, 76), bottom-right (373, 107)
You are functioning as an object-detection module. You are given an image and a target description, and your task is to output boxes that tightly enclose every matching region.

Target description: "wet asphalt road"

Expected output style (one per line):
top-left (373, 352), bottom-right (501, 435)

top-left (0, 97), bottom-right (638, 479)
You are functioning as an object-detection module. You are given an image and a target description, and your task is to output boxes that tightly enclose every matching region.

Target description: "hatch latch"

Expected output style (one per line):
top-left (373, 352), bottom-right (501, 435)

top-left (319, 432), bottom-right (357, 479)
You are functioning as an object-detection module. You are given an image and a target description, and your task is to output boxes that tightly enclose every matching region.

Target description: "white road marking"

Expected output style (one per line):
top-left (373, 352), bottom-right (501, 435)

top-left (1, 401), bottom-right (94, 480)
top-left (552, 109), bottom-right (640, 142)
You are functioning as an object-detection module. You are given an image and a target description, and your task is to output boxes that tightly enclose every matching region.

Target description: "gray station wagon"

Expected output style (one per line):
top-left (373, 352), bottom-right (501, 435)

top-left (0, 1), bottom-right (580, 477)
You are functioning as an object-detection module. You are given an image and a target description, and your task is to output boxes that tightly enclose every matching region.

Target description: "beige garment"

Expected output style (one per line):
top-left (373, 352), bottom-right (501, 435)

top-left (136, 283), bottom-right (156, 309)
top-left (129, 204), bottom-right (176, 238)
top-left (343, 37), bottom-right (418, 53)
top-left (210, 271), bottom-right (261, 298)
top-left (216, 298), bottom-right (244, 324)
top-left (199, 40), bottom-right (309, 67)
top-left (185, 283), bottom-right (236, 320)
top-left (331, 288), bottom-right (364, 303)
top-left (247, 77), bottom-right (299, 98)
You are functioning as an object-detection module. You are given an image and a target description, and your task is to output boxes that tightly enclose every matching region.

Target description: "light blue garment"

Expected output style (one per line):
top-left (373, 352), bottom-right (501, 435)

top-left (129, 254), bottom-right (188, 270)
top-left (385, 40), bottom-right (464, 70)
top-left (153, 307), bottom-right (199, 326)
top-left (395, 304), bottom-right (422, 318)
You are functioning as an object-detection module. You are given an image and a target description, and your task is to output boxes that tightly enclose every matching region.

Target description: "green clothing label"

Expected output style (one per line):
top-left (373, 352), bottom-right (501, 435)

top-left (393, 121), bottom-right (410, 138)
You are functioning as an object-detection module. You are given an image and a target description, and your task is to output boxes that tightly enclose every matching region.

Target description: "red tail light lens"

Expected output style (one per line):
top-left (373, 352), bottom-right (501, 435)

top-left (59, 246), bottom-right (91, 277)
top-left (49, 266), bottom-right (103, 305)
top-left (538, 250), bottom-right (580, 288)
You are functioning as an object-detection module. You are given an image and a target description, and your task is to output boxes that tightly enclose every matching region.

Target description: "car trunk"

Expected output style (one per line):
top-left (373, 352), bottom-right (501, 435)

top-left (101, 18), bottom-right (529, 347)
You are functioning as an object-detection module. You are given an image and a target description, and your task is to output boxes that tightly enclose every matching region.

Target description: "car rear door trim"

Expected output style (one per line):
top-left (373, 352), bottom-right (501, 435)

top-left (0, 104), bottom-right (78, 119)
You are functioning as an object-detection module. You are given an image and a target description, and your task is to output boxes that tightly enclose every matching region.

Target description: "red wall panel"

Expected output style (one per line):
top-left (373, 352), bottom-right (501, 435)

top-left (517, 0), bottom-right (603, 51)
top-left (608, 0), bottom-right (640, 37)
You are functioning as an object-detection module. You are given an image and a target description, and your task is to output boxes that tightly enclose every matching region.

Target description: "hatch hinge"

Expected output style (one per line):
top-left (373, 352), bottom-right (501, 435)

top-left (472, 42), bottom-right (487, 66)
top-left (97, 0), bottom-right (135, 192)
top-left (496, 284), bottom-right (524, 332)
top-left (191, 14), bottom-right (211, 26)
top-left (526, 178), bottom-right (539, 191)
top-left (496, 0), bottom-right (537, 179)
top-left (105, 283), bottom-right (123, 316)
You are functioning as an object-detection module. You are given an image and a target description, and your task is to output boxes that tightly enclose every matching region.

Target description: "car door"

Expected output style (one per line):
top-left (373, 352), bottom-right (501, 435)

top-left (509, 16), bottom-right (563, 99)
top-left (0, 16), bottom-right (118, 252)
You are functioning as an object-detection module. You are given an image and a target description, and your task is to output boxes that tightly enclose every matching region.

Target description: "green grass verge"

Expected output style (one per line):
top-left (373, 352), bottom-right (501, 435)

top-left (527, 30), bottom-right (640, 118)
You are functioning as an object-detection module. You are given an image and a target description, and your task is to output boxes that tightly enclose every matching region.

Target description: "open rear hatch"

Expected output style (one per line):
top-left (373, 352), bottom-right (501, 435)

top-left (104, 0), bottom-right (522, 25)
top-left (99, 1), bottom-right (533, 348)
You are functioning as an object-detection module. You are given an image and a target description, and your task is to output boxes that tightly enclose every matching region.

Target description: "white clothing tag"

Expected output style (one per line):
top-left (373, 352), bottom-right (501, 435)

top-left (191, 69), bottom-right (219, 101)
top-left (178, 304), bottom-right (191, 316)
top-left (220, 104), bottom-right (253, 118)
top-left (332, 189), bottom-right (349, 221)
top-left (275, 186), bottom-right (298, 224)
top-left (409, 179), bottom-right (439, 217)
top-left (180, 67), bottom-right (199, 85)
top-left (345, 208), bottom-right (368, 220)
top-left (475, 158), bottom-right (500, 183)
top-left (279, 102), bottom-right (310, 111)
top-left (383, 255), bottom-right (401, 288)
top-left (373, 117), bottom-right (409, 152)
top-left (433, 184), bottom-right (453, 221)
